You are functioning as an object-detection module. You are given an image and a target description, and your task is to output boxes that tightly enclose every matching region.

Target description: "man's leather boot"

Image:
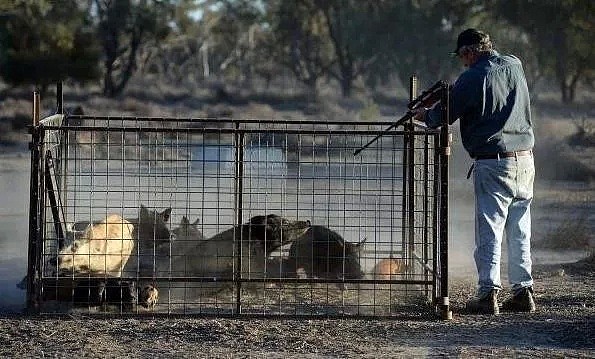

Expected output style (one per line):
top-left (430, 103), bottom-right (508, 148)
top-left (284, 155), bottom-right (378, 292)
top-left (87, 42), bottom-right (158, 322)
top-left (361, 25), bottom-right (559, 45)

top-left (501, 287), bottom-right (536, 313)
top-left (466, 289), bottom-right (499, 315)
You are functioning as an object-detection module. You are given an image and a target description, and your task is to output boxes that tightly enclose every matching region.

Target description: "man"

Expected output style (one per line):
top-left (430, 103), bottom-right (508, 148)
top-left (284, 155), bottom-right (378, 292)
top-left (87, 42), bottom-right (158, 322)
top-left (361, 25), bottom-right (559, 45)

top-left (414, 28), bottom-right (536, 315)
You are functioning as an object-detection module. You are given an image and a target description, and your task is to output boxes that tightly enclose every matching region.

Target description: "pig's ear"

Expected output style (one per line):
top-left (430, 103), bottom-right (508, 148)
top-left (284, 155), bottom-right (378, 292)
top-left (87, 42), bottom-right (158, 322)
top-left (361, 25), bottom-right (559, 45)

top-left (181, 216), bottom-right (190, 225)
top-left (192, 218), bottom-right (200, 226)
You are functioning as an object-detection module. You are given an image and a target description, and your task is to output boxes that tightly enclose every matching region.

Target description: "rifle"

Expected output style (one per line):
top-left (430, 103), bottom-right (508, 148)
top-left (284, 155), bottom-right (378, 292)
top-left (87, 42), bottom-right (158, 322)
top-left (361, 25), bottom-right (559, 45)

top-left (353, 81), bottom-right (446, 156)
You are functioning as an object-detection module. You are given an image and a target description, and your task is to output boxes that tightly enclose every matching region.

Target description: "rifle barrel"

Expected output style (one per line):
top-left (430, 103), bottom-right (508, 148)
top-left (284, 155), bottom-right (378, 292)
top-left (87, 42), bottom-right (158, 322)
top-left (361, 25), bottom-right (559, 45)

top-left (353, 112), bottom-right (413, 156)
top-left (353, 80), bottom-right (446, 156)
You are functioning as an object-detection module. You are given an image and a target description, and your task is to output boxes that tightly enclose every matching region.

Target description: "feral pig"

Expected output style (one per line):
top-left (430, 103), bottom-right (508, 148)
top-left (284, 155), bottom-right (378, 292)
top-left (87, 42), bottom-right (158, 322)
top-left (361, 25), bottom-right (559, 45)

top-left (171, 216), bottom-right (205, 241)
top-left (124, 205), bottom-right (172, 308)
top-left (129, 205), bottom-right (172, 257)
top-left (67, 205), bottom-right (172, 247)
top-left (182, 214), bottom-right (309, 279)
top-left (150, 214), bottom-right (310, 296)
top-left (136, 216), bottom-right (205, 308)
top-left (122, 205), bottom-right (172, 275)
top-left (58, 214), bottom-right (135, 277)
top-left (145, 215), bottom-right (205, 276)
top-left (59, 204), bottom-right (172, 272)
top-left (59, 205), bottom-right (172, 309)
top-left (287, 225), bottom-right (366, 285)
top-left (20, 206), bottom-right (172, 310)
top-left (372, 258), bottom-right (407, 280)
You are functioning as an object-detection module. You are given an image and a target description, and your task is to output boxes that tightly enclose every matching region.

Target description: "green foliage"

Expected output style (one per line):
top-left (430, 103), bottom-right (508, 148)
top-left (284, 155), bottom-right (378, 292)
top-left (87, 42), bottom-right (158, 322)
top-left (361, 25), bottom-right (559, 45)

top-left (487, 0), bottom-right (595, 103)
top-left (267, 0), bottom-right (482, 96)
top-left (369, 0), bottom-right (477, 89)
top-left (206, 0), bottom-right (264, 78)
top-left (0, 0), bottom-right (100, 90)
top-left (95, 0), bottom-right (175, 96)
top-left (172, 0), bottom-right (202, 36)
top-left (0, 0), bottom-right (592, 101)
top-left (314, 0), bottom-right (385, 97)
top-left (265, 0), bottom-right (334, 94)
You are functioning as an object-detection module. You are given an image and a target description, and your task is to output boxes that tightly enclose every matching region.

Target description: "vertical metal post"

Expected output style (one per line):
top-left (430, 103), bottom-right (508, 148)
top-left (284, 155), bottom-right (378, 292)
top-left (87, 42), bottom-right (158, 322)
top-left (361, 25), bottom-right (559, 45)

top-left (402, 76), bottom-right (416, 264)
top-left (234, 121), bottom-right (244, 314)
top-left (432, 133), bottom-right (440, 305)
top-left (438, 82), bottom-right (452, 320)
top-left (56, 83), bottom-right (69, 230)
top-left (33, 91), bottom-right (40, 124)
top-left (422, 135), bottom-right (430, 298)
top-left (406, 76), bottom-right (417, 278)
top-left (56, 82), bottom-right (63, 114)
top-left (26, 92), bottom-right (41, 312)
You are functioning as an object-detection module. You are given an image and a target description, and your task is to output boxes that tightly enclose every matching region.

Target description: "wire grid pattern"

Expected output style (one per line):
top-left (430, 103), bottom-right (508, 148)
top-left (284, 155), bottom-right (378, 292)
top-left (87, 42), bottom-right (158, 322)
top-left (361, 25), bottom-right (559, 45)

top-left (30, 115), bottom-right (443, 317)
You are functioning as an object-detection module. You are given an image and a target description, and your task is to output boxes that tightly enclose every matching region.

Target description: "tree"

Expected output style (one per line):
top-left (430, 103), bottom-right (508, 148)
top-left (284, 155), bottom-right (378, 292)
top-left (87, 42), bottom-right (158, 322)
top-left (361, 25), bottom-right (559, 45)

top-left (313, 0), bottom-right (386, 97)
top-left (488, 0), bottom-right (595, 103)
top-left (94, 0), bottom-right (174, 97)
top-left (136, 1), bottom-right (206, 84)
top-left (0, 0), bottom-right (100, 93)
top-left (203, 0), bottom-right (266, 86)
top-left (265, 0), bottom-right (333, 96)
top-left (370, 0), bottom-right (482, 91)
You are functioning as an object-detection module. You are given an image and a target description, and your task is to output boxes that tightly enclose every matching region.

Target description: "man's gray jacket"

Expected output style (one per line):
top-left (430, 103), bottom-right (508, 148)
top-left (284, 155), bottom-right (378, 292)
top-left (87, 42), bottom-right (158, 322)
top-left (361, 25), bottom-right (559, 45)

top-left (425, 50), bottom-right (534, 157)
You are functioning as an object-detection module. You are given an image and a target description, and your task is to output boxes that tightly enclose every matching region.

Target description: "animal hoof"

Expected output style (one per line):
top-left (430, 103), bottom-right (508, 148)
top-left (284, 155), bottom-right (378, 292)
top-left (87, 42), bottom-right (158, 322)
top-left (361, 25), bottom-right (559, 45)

top-left (140, 285), bottom-right (159, 308)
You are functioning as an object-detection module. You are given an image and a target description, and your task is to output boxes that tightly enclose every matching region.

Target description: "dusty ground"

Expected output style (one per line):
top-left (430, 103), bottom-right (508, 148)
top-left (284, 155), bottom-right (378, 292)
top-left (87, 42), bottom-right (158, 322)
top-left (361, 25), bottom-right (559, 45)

top-left (0, 257), bottom-right (593, 358)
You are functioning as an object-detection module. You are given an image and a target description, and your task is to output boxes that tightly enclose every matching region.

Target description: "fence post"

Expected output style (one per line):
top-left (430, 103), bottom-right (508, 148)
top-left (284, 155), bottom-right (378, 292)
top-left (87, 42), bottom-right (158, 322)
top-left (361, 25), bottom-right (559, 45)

top-left (56, 82), bottom-right (63, 114)
top-left (406, 76), bottom-right (417, 282)
top-left (234, 120), bottom-right (244, 314)
top-left (56, 82), bottom-right (69, 226)
top-left (26, 91), bottom-right (42, 312)
top-left (438, 82), bottom-right (452, 320)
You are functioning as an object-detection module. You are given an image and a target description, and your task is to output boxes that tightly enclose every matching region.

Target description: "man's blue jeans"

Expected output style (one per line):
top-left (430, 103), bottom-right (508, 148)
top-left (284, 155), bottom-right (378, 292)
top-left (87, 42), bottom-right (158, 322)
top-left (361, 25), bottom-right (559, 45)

top-left (473, 154), bottom-right (534, 297)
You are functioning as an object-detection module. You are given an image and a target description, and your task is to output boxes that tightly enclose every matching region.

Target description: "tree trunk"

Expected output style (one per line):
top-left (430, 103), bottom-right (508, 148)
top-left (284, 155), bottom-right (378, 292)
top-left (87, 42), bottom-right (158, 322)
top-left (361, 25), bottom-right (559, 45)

top-left (305, 77), bottom-right (319, 102)
top-left (340, 76), bottom-right (352, 98)
top-left (560, 80), bottom-right (569, 104)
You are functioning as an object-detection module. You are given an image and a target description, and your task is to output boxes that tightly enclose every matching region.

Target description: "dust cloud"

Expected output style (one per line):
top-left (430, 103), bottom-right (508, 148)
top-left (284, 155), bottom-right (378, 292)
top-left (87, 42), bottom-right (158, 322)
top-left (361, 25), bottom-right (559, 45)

top-left (0, 156), bottom-right (29, 313)
top-left (446, 128), bottom-right (478, 280)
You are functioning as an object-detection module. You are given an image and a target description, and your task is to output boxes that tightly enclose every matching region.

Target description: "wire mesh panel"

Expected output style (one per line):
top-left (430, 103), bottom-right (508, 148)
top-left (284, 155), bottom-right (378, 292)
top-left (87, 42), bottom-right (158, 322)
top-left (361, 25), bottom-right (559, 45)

top-left (27, 114), bottom-right (446, 318)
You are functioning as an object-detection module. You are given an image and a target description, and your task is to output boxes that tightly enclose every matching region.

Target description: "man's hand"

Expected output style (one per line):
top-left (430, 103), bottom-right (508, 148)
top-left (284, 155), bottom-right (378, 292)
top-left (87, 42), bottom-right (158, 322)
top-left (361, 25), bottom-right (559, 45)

top-left (412, 107), bottom-right (427, 122)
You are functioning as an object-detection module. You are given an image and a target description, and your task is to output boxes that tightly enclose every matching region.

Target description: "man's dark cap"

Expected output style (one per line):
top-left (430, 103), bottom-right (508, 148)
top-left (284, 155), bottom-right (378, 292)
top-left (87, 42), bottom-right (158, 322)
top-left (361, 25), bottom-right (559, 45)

top-left (452, 28), bottom-right (489, 56)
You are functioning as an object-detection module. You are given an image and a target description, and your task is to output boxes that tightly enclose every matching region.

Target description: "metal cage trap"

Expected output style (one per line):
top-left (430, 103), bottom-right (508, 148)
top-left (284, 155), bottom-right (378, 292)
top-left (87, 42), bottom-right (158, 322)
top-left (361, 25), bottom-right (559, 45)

top-left (26, 80), bottom-right (451, 319)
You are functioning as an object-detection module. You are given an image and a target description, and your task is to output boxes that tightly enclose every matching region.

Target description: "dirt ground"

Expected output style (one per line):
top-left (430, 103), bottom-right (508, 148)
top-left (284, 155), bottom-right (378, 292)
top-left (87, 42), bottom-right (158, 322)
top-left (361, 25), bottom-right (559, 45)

top-left (0, 257), bottom-right (593, 358)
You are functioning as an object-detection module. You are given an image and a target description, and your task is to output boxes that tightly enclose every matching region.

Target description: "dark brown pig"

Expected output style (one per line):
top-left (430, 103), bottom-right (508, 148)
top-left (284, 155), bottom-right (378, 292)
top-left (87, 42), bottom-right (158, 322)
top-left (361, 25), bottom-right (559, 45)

top-left (287, 225), bottom-right (366, 286)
